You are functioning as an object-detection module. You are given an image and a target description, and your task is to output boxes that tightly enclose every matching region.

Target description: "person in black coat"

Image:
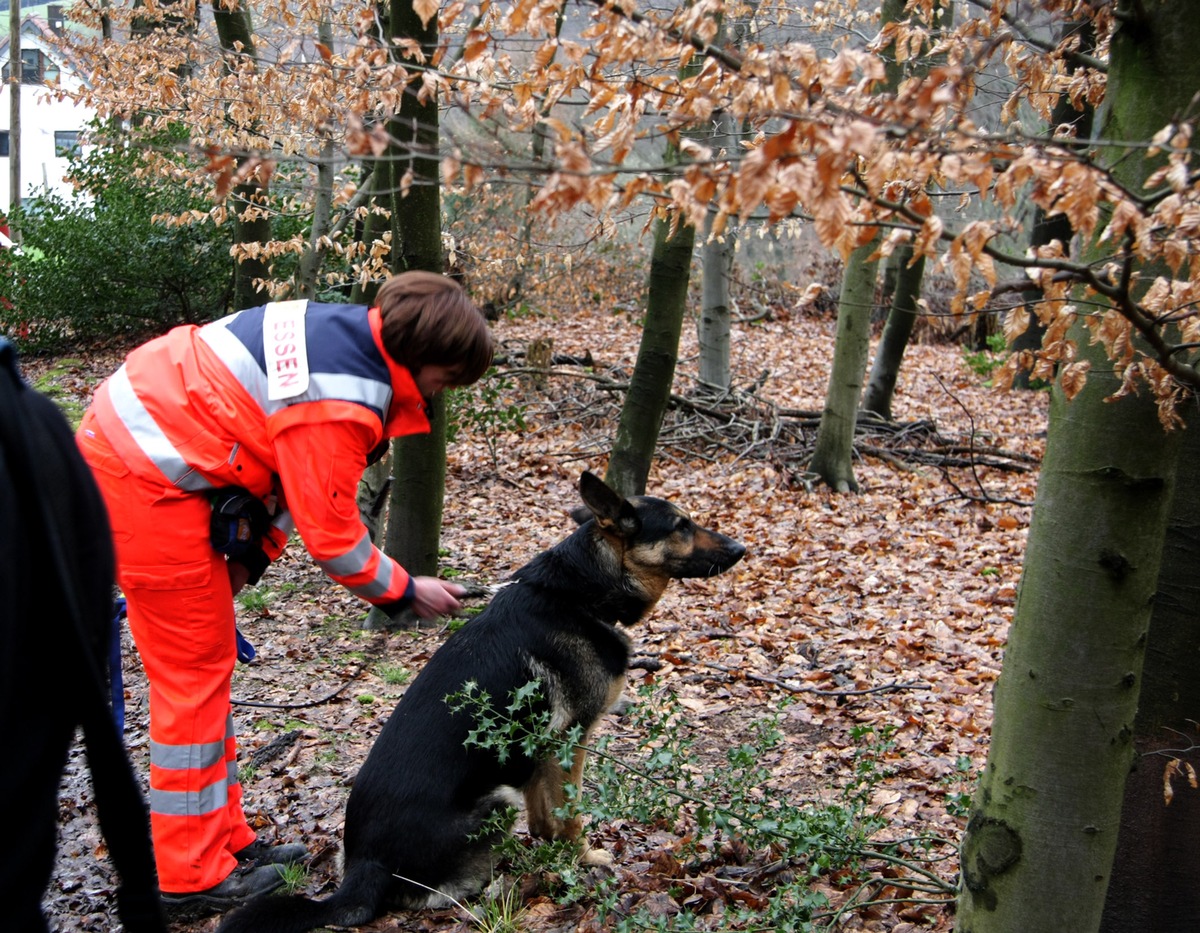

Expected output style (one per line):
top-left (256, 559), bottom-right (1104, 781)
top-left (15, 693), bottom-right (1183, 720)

top-left (0, 336), bottom-right (166, 933)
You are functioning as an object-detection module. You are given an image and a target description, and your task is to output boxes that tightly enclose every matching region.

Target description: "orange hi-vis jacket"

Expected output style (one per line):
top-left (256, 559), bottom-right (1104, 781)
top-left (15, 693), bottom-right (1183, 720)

top-left (89, 301), bottom-right (429, 607)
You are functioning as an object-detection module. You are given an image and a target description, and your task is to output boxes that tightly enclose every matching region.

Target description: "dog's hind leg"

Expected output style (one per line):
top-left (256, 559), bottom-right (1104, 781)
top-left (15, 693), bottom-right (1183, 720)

top-left (524, 745), bottom-right (586, 840)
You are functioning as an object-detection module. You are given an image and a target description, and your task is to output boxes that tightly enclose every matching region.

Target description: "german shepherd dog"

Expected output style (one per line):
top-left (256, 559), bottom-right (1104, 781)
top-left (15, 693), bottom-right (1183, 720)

top-left (216, 471), bottom-right (745, 933)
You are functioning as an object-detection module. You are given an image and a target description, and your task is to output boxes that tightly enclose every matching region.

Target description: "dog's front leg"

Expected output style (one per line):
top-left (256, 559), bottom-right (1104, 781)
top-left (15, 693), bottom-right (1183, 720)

top-left (524, 746), bottom-right (587, 840)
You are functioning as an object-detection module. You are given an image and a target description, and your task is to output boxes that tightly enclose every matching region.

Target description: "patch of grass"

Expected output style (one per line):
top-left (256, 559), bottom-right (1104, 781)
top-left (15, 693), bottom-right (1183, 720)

top-left (963, 333), bottom-right (1009, 384)
top-left (469, 879), bottom-right (526, 933)
top-left (379, 664), bottom-right (411, 686)
top-left (274, 861), bottom-right (309, 895)
top-left (33, 363), bottom-right (87, 426)
top-left (237, 587), bottom-right (276, 614)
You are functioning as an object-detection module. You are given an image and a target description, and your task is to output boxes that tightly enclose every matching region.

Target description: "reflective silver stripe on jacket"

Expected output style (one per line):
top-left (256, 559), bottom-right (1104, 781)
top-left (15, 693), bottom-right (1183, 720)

top-left (316, 530), bottom-right (396, 599)
top-left (199, 318), bottom-right (394, 416)
top-left (107, 365), bottom-right (213, 492)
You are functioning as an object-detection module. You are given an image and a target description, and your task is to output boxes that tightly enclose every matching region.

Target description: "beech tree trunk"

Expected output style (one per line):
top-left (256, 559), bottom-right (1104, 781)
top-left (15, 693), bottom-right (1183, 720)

top-left (211, 0), bottom-right (269, 310)
top-left (373, 0), bottom-right (446, 630)
top-left (810, 0), bottom-right (945, 485)
top-left (698, 205), bottom-right (733, 393)
top-left (858, 0), bottom-right (948, 420)
top-left (860, 245), bottom-right (923, 420)
top-left (958, 3), bottom-right (1197, 928)
top-left (808, 239), bottom-right (879, 492)
top-left (1010, 19), bottom-right (1095, 391)
top-left (605, 214), bottom-right (695, 497)
top-left (1099, 415), bottom-right (1200, 931)
top-left (697, 54), bottom-right (739, 394)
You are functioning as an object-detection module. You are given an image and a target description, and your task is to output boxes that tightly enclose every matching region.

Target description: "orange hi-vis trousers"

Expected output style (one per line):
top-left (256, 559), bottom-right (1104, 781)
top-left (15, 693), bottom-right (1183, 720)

top-left (77, 412), bottom-right (257, 894)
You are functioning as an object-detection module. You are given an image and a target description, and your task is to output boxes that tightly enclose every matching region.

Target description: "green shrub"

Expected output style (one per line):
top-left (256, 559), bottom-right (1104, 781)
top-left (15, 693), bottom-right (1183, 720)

top-left (2, 120), bottom-right (233, 352)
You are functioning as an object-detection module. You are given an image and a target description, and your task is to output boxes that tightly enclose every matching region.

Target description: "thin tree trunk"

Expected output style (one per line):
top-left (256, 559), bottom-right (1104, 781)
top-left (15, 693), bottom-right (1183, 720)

top-left (295, 10), bottom-right (335, 299)
top-left (1010, 19), bottom-right (1095, 390)
top-left (858, 0), bottom-right (948, 419)
top-left (698, 109), bottom-right (737, 394)
top-left (371, 0), bottom-right (446, 629)
top-left (808, 238), bottom-right (879, 492)
top-left (605, 215), bottom-right (695, 497)
top-left (958, 3), bottom-right (1197, 928)
top-left (861, 246), bottom-right (924, 420)
top-left (211, 0), bottom-right (269, 310)
top-left (605, 33), bottom-right (703, 498)
top-left (809, 0), bottom-right (944, 488)
top-left (507, 1), bottom-right (566, 311)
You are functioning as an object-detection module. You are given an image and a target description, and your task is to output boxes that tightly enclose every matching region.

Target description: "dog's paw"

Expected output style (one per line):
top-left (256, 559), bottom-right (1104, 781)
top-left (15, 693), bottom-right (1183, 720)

top-left (580, 846), bottom-right (615, 868)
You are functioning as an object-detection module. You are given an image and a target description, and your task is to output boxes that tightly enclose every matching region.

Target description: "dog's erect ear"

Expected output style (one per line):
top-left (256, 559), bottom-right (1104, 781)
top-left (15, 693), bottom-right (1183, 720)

top-left (578, 471), bottom-right (641, 538)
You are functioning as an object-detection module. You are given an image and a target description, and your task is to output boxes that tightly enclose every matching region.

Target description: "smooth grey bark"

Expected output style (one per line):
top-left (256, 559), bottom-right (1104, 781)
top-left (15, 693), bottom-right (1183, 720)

top-left (698, 109), bottom-right (738, 394)
top-left (606, 39), bottom-right (703, 498)
top-left (810, 0), bottom-right (943, 486)
top-left (807, 239), bottom-right (879, 492)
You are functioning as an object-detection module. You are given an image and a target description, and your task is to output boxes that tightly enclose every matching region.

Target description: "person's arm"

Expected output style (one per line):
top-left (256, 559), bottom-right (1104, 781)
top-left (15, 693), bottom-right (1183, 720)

top-left (270, 415), bottom-right (462, 618)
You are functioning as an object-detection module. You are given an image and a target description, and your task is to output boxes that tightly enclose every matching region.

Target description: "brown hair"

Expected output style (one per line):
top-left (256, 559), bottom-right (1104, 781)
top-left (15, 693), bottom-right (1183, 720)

top-left (376, 271), bottom-right (494, 386)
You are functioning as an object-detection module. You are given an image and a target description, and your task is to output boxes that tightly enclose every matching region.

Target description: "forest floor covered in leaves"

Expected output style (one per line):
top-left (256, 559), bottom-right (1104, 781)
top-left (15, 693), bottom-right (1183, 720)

top-left (36, 256), bottom-right (1048, 932)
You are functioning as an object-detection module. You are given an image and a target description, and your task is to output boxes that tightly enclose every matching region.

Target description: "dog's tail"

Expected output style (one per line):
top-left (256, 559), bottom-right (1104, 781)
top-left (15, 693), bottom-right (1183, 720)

top-left (215, 859), bottom-right (390, 933)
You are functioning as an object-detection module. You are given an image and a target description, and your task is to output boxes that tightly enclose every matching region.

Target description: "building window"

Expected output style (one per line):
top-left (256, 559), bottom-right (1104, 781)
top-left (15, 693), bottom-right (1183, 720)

top-left (54, 130), bottom-right (80, 157)
top-left (0, 132), bottom-right (8, 158)
top-left (1, 49), bottom-right (58, 86)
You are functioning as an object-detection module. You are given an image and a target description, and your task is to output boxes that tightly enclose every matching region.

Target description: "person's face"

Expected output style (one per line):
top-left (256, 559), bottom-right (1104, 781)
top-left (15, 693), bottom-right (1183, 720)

top-left (414, 364), bottom-right (461, 398)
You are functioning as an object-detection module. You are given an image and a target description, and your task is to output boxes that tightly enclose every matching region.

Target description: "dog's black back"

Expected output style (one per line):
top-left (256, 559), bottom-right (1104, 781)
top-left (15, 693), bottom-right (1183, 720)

top-left (217, 471), bottom-right (744, 933)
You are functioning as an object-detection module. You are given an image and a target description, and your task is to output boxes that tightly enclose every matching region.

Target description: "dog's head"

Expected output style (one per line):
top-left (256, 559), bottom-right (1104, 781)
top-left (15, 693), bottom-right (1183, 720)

top-left (576, 471), bottom-right (745, 607)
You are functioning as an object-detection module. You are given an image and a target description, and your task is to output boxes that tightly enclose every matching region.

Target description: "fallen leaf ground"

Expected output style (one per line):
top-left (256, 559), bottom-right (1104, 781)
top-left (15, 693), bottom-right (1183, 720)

top-left (36, 256), bottom-right (1047, 932)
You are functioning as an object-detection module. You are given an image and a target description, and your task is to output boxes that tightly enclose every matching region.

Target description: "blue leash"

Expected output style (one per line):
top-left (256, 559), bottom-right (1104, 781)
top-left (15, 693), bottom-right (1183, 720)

top-left (109, 600), bottom-right (256, 733)
top-left (110, 599), bottom-right (127, 734)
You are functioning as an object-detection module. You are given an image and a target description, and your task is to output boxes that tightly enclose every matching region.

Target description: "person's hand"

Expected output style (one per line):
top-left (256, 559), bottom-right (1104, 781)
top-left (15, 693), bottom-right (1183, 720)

top-left (228, 560), bottom-right (251, 597)
top-left (409, 576), bottom-right (465, 619)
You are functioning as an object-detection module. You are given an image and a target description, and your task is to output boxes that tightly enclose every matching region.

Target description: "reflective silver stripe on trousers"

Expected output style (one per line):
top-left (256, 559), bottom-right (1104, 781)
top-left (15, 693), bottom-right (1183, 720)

top-left (147, 729), bottom-right (231, 815)
top-left (317, 531), bottom-right (396, 599)
top-left (107, 365), bottom-right (212, 492)
top-left (149, 779), bottom-right (229, 818)
top-left (149, 736), bottom-right (226, 771)
top-left (146, 714), bottom-right (236, 818)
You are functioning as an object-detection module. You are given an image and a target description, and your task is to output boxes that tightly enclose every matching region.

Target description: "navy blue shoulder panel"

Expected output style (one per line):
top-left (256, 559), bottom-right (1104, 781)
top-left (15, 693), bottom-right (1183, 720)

top-left (225, 302), bottom-right (389, 384)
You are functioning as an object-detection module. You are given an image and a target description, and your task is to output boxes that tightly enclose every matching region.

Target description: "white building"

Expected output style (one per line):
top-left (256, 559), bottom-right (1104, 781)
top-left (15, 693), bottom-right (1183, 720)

top-left (0, 3), bottom-right (94, 216)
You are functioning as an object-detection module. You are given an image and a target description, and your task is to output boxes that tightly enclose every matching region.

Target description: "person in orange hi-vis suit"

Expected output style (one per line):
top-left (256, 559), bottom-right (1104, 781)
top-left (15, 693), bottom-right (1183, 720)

top-left (75, 271), bottom-right (494, 916)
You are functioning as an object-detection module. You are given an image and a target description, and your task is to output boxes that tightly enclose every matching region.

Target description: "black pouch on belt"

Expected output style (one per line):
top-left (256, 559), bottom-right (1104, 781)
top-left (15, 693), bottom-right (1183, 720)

top-left (209, 487), bottom-right (271, 559)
